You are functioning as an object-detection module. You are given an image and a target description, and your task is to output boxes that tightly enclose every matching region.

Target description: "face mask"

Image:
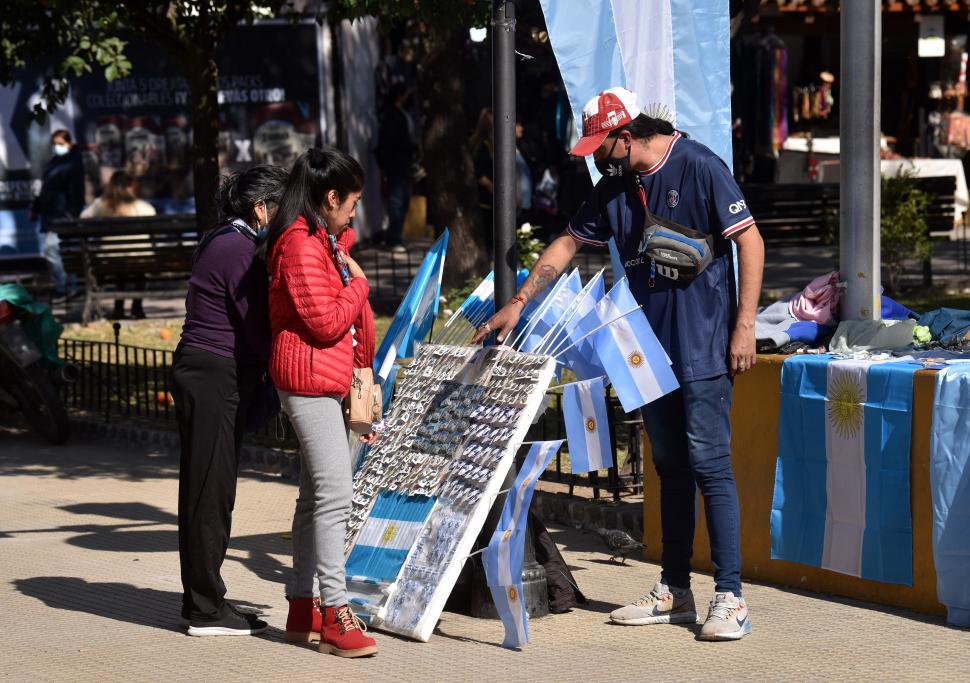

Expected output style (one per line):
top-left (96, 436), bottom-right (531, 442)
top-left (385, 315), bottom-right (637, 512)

top-left (51, 144), bottom-right (70, 156)
top-left (594, 136), bottom-right (631, 178)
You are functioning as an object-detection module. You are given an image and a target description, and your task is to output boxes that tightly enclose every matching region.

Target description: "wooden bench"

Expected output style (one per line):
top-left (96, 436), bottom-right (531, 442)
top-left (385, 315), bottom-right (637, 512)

top-left (742, 176), bottom-right (958, 244)
top-left (52, 215), bottom-right (199, 323)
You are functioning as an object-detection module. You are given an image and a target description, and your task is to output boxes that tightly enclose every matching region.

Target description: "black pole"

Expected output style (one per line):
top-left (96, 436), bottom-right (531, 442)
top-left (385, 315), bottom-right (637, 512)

top-left (467, 0), bottom-right (549, 621)
top-left (492, 0), bottom-right (517, 305)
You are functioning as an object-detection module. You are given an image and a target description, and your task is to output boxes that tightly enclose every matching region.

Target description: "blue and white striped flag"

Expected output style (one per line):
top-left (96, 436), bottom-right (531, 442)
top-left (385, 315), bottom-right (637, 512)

top-left (458, 271), bottom-right (495, 326)
top-left (557, 270), bottom-right (606, 381)
top-left (374, 230), bottom-right (449, 383)
top-left (573, 278), bottom-right (678, 412)
top-left (518, 270), bottom-right (582, 354)
top-left (345, 493), bottom-right (436, 582)
top-left (563, 377), bottom-right (613, 473)
top-left (484, 439), bottom-right (564, 649)
top-left (771, 356), bottom-right (920, 585)
top-left (538, 0), bottom-right (731, 179)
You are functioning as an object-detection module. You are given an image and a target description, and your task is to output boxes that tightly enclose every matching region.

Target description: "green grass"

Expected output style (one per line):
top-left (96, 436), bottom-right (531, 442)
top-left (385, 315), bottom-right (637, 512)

top-left (64, 315), bottom-right (396, 351)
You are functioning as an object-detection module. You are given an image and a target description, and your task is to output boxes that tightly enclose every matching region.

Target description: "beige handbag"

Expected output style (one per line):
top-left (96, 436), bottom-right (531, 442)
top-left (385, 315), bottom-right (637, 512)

top-left (345, 367), bottom-right (383, 434)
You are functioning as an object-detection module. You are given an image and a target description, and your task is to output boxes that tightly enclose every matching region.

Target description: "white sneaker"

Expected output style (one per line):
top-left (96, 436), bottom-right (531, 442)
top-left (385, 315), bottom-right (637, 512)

top-left (698, 592), bottom-right (751, 641)
top-left (610, 581), bottom-right (697, 626)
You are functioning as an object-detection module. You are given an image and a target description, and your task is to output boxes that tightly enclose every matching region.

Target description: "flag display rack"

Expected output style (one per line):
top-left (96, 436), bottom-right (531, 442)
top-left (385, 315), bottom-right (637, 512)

top-left (344, 343), bottom-right (557, 642)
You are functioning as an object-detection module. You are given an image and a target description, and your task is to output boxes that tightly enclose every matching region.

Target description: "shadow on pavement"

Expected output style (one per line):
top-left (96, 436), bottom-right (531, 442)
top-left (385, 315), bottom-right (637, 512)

top-left (0, 426), bottom-right (177, 482)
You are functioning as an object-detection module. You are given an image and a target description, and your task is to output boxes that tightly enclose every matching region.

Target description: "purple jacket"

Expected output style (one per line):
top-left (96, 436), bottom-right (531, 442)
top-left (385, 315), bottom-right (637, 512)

top-left (179, 228), bottom-right (270, 366)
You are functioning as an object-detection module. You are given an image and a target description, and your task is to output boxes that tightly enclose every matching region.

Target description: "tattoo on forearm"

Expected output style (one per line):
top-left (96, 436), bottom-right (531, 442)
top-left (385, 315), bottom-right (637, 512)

top-left (518, 264), bottom-right (558, 303)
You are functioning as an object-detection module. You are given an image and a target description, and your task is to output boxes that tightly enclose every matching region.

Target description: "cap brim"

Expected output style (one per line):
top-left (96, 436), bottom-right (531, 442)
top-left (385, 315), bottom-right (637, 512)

top-left (569, 131), bottom-right (609, 157)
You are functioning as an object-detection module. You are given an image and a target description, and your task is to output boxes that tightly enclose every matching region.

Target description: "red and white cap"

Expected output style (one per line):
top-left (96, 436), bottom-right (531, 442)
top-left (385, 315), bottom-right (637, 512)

top-left (569, 87), bottom-right (640, 157)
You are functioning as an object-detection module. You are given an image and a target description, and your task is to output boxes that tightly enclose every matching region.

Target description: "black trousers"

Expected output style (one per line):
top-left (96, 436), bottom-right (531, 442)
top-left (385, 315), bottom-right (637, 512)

top-left (171, 345), bottom-right (259, 621)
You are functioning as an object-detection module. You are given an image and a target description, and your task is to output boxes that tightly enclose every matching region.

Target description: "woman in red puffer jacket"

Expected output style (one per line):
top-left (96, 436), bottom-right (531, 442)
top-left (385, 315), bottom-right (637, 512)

top-left (265, 148), bottom-right (378, 658)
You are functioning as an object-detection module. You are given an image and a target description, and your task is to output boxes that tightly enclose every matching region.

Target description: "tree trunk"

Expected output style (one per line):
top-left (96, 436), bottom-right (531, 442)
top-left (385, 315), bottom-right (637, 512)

top-left (184, 46), bottom-right (221, 231)
top-left (417, 27), bottom-right (487, 288)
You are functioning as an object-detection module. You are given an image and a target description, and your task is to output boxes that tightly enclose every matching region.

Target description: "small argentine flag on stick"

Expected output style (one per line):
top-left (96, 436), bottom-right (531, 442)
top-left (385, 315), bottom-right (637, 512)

top-left (563, 377), bottom-right (613, 473)
top-left (484, 439), bottom-right (564, 649)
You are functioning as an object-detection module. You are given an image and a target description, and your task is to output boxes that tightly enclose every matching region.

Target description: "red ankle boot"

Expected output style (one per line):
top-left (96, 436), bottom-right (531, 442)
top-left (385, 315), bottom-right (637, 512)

top-left (285, 597), bottom-right (322, 642)
top-left (319, 605), bottom-right (377, 657)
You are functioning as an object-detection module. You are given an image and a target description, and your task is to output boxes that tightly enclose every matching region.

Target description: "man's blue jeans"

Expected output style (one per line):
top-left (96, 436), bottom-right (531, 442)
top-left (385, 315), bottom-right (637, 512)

top-left (640, 373), bottom-right (742, 596)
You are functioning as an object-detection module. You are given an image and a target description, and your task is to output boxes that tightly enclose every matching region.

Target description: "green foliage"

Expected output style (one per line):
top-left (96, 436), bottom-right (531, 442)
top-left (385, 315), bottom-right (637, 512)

top-left (881, 170), bottom-right (933, 294)
top-left (0, 2), bottom-right (287, 122)
top-left (517, 222), bottom-right (544, 271)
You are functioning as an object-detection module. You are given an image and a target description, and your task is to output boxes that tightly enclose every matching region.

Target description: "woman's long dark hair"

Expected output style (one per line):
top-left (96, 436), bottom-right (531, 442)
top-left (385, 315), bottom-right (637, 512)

top-left (265, 147), bottom-right (364, 256)
top-left (217, 164), bottom-right (289, 226)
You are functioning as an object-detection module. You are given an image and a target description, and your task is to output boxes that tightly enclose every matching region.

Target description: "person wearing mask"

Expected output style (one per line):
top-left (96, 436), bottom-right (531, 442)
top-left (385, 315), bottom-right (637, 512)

top-left (81, 170), bottom-right (156, 319)
top-left (31, 129), bottom-right (84, 296)
top-left (265, 147), bottom-right (379, 658)
top-left (476, 88), bottom-right (764, 641)
top-left (171, 164), bottom-right (288, 637)
top-left (376, 82), bottom-right (418, 253)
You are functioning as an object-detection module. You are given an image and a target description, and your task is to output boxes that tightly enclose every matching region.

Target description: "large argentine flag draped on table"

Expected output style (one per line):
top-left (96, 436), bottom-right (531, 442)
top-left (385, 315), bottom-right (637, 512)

top-left (930, 364), bottom-right (970, 626)
top-left (538, 0), bottom-right (732, 178)
top-left (770, 355), bottom-right (920, 585)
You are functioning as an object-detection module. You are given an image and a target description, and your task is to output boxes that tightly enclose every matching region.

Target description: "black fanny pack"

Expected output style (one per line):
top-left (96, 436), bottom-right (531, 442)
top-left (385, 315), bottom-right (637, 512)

top-left (637, 210), bottom-right (714, 286)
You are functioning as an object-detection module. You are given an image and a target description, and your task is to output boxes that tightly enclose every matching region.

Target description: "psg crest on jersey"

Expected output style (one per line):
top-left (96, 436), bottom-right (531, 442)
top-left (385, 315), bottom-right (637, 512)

top-left (666, 189), bottom-right (680, 208)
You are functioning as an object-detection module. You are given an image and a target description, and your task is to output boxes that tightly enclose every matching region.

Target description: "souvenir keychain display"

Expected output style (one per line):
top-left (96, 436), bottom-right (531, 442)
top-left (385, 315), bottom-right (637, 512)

top-left (342, 343), bottom-right (556, 641)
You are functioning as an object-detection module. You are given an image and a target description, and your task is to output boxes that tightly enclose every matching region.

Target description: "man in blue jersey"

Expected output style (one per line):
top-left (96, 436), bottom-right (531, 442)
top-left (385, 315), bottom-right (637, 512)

top-left (475, 87), bottom-right (763, 641)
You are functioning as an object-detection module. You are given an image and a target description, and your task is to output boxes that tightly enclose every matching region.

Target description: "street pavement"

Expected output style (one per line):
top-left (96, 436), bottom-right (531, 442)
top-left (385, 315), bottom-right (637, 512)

top-left (1, 426), bottom-right (968, 682)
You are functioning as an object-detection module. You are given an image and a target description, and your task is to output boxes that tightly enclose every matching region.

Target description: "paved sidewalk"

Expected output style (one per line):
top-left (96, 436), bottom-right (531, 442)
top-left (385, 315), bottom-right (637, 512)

top-left (0, 427), bottom-right (967, 683)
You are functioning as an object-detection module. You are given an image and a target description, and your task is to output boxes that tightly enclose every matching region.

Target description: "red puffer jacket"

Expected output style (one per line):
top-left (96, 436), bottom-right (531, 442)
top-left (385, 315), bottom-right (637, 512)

top-left (267, 216), bottom-right (375, 396)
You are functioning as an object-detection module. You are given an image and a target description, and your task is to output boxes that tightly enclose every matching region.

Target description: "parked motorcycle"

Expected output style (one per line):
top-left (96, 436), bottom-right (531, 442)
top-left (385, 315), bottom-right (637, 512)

top-left (0, 298), bottom-right (74, 444)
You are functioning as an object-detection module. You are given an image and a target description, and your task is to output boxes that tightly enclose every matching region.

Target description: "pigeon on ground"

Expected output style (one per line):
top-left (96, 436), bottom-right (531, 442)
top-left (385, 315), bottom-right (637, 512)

top-left (596, 527), bottom-right (645, 564)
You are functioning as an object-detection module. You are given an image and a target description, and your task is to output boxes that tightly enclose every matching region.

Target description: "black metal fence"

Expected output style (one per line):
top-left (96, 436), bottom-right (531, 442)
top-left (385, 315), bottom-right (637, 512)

top-left (57, 328), bottom-right (643, 501)
top-left (526, 388), bottom-right (643, 502)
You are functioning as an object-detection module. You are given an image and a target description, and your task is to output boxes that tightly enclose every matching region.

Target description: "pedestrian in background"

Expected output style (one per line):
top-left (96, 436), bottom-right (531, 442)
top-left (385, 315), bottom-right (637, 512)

top-left (81, 170), bottom-right (156, 319)
top-left (376, 83), bottom-right (418, 253)
top-left (31, 129), bottom-right (83, 296)
top-left (265, 147), bottom-right (379, 658)
top-left (171, 164), bottom-right (287, 637)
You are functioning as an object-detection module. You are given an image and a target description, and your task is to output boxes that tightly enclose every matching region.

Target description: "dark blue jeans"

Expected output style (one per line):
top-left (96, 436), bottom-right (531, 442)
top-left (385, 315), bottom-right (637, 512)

top-left (640, 374), bottom-right (742, 596)
top-left (386, 174), bottom-right (412, 247)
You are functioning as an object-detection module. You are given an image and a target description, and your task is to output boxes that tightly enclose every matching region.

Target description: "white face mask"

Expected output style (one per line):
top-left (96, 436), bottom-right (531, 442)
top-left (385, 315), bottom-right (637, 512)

top-left (51, 144), bottom-right (70, 156)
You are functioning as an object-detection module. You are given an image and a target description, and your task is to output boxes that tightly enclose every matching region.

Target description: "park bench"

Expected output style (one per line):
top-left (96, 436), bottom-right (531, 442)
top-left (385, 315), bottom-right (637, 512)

top-left (52, 214), bottom-right (199, 323)
top-left (742, 176), bottom-right (958, 244)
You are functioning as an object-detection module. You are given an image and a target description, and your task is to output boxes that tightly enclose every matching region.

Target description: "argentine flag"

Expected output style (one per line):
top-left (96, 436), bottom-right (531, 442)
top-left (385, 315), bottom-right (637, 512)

top-left (538, 0), bottom-right (731, 178)
top-left (374, 230), bottom-right (448, 383)
top-left (518, 270), bottom-right (583, 353)
top-left (549, 271), bottom-right (607, 381)
top-left (484, 440), bottom-right (564, 648)
top-left (770, 355), bottom-right (920, 585)
top-left (345, 492), bottom-right (436, 582)
top-left (563, 377), bottom-right (613, 473)
top-left (573, 278), bottom-right (678, 413)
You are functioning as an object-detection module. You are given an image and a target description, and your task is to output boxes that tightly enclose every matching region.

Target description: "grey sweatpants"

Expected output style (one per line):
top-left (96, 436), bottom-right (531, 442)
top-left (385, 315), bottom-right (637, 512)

top-left (278, 391), bottom-right (352, 607)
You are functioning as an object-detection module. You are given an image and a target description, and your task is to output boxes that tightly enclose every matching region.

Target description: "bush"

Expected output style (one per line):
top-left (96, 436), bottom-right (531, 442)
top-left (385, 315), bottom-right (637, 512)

top-left (881, 170), bottom-right (932, 294)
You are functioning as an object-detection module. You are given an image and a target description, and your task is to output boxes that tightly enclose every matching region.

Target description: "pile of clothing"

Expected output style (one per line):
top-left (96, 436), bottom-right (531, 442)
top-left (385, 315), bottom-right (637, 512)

top-left (756, 271), bottom-right (925, 355)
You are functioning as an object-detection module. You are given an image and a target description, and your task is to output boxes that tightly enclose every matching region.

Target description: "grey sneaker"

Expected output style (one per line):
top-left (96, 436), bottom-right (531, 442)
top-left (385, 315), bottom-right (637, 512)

top-left (698, 592), bottom-right (751, 641)
top-left (610, 581), bottom-right (697, 625)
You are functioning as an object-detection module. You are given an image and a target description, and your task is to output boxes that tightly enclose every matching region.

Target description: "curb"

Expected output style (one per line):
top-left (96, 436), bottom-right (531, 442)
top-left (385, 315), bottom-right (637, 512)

top-left (531, 490), bottom-right (643, 540)
top-left (70, 416), bottom-right (300, 479)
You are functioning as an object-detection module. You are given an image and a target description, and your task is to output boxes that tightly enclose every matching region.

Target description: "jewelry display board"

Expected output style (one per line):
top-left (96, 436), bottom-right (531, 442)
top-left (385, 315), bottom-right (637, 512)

top-left (343, 343), bottom-right (556, 642)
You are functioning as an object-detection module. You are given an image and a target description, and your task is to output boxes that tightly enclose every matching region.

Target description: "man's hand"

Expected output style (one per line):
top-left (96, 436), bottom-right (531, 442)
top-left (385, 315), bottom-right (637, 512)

top-left (359, 430), bottom-right (380, 445)
top-left (729, 321), bottom-right (756, 376)
top-left (472, 299), bottom-right (524, 344)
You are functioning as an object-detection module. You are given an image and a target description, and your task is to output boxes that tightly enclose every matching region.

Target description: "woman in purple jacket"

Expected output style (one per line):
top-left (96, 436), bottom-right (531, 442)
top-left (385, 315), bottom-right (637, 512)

top-left (172, 165), bottom-right (287, 637)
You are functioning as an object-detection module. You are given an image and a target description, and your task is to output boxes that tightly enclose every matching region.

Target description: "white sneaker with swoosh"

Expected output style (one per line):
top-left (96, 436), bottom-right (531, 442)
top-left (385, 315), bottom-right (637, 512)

top-left (699, 592), bottom-right (751, 641)
top-left (610, 582), bottom-right (697, 626)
